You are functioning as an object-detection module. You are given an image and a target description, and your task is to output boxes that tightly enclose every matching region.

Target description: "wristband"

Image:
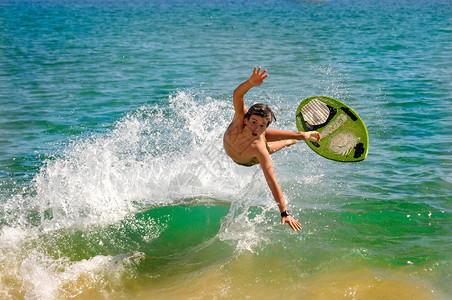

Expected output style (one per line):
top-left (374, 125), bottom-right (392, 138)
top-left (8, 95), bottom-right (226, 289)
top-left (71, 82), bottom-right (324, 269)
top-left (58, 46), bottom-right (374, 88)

top-left (281, 210), bottom-right (290, 217)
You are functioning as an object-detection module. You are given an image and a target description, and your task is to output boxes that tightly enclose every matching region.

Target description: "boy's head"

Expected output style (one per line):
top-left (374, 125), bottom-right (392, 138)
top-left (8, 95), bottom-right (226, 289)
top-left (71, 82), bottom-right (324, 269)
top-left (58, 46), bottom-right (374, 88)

top-left (244, 103), bottom-right (276, 127)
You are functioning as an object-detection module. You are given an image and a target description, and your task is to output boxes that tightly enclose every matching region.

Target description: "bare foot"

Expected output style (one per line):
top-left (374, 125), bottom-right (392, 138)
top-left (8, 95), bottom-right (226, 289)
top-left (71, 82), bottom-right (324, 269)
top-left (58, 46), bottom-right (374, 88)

top-left (286, 139), bottom-right (297, 146)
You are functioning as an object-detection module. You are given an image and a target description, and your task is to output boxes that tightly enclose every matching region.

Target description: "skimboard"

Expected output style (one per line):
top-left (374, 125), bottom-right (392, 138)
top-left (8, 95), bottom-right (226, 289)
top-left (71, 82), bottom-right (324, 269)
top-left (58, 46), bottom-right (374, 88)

top-left (296, 96), bottom-right (368, 162)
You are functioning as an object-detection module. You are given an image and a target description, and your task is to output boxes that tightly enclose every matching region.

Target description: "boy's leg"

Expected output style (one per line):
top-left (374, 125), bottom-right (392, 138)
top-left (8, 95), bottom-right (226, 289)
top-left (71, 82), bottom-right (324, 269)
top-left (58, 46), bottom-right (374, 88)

top-left (268, 140), bottom-right (297, 154)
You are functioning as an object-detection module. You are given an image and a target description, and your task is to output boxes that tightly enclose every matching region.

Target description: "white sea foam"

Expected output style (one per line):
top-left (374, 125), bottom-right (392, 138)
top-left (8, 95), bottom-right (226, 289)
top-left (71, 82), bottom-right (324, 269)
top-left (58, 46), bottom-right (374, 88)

top-left (2, 91), bottom-right (254, 232)
top-left (218, 171), bottom-right (274, 253)
top-left (20, 251), bottom-right (145, 300)
top-left (0, 91), bottom-right (263, 299)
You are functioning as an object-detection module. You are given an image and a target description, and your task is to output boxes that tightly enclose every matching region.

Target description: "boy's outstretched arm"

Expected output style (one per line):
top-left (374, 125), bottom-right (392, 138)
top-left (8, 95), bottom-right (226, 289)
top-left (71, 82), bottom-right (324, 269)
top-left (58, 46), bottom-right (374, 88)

top-left (256, 147), bottom-right (302, 231)
top-left (233, 67), bottom-right (268, 118)
top-left (265, 129), bottom-right (321, 143)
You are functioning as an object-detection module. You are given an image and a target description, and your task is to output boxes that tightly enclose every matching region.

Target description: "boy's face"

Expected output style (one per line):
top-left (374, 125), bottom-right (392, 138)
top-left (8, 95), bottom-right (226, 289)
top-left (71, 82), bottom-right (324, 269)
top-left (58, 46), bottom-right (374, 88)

top-left (244, 115), bottom-right (269, 138)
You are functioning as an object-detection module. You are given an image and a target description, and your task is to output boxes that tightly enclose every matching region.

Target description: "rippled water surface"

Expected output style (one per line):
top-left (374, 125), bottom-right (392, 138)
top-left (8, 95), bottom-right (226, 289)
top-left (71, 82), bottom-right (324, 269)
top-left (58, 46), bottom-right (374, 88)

top-left (1, 0), bottom-right (451, 299)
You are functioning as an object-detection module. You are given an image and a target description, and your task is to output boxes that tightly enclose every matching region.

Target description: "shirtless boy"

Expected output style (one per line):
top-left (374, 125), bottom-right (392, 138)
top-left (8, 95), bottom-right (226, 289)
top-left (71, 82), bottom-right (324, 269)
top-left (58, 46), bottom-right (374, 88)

top-left (223, 67), bottom-right (321, 231)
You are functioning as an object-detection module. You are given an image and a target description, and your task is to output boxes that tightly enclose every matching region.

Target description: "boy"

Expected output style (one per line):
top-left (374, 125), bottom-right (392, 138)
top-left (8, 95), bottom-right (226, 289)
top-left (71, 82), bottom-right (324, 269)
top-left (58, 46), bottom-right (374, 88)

top-left (223, 67), bottom-right (321, 231)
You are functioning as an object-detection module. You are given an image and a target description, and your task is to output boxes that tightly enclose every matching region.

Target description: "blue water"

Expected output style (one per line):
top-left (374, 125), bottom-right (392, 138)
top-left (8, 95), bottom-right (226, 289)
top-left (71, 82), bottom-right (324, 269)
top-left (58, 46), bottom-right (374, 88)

top-left (1, 0), bottom-right (451, 299)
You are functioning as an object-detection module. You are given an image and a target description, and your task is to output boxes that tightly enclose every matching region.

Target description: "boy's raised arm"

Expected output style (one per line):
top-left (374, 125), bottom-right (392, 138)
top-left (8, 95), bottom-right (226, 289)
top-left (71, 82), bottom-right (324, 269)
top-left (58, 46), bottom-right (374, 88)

top-left (233, 67), bottom-right (268, 118)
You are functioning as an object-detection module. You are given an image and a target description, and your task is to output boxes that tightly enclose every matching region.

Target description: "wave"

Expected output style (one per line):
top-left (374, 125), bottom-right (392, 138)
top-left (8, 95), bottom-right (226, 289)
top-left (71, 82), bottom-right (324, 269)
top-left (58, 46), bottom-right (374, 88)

top-left (1, 91), bottom-right (257, 230)
top-left (0, 91), bottom-right (273, 299)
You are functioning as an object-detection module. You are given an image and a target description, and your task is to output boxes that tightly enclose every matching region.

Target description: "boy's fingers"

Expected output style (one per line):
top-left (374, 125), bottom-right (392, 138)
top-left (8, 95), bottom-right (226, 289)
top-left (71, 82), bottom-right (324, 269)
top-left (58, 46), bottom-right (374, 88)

top-left (282, 217), bottom-right (302, 231)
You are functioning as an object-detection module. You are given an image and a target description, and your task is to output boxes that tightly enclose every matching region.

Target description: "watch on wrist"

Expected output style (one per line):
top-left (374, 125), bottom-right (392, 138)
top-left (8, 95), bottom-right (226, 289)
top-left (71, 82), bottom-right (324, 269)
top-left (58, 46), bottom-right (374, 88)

top-left (281, 210), bottom-right (290, 217)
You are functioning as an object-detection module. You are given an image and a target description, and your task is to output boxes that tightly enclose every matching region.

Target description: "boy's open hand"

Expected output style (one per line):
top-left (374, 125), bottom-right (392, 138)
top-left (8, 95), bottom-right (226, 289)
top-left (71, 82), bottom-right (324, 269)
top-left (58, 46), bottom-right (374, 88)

top-left (281, 215), bottom-right (302, 231)
top-left (248, 67), bottom-right (268, 86)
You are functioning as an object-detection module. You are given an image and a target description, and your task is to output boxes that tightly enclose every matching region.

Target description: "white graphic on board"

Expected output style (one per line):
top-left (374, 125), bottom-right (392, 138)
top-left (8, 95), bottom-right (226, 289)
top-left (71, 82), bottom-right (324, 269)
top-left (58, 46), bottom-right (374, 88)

top-left (329, 132), bottom-right (360, 156)
top-left (321, 114), bottom-right (347, 138)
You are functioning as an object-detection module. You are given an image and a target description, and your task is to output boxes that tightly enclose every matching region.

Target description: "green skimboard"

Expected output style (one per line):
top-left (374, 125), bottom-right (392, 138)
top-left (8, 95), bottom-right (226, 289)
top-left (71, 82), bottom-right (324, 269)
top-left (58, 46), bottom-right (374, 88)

top-left (296, 96), bottom-right (369, 162)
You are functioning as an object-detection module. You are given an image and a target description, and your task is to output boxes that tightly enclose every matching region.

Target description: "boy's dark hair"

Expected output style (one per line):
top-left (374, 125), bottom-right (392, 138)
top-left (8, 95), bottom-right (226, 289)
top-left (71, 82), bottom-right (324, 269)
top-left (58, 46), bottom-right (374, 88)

top-left (244, 103), bottom-right (276, 126)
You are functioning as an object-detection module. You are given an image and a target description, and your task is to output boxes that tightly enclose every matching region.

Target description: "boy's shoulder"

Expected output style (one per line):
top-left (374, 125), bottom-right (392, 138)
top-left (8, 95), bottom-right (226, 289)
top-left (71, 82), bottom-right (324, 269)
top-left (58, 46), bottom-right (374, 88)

top-left (249, 135), bottom-right (268, 152)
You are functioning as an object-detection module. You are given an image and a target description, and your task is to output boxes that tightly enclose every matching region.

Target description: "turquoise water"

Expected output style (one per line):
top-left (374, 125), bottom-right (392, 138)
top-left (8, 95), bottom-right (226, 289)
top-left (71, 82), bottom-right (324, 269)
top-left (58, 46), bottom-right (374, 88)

top-left (1, 0), bottom-right (451, 298)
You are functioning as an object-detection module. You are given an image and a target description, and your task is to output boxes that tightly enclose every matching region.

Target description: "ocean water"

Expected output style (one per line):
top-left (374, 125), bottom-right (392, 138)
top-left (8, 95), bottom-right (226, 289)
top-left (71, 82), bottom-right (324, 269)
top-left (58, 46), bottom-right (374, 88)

top-left (1, 0), bottom-right (451, 299)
